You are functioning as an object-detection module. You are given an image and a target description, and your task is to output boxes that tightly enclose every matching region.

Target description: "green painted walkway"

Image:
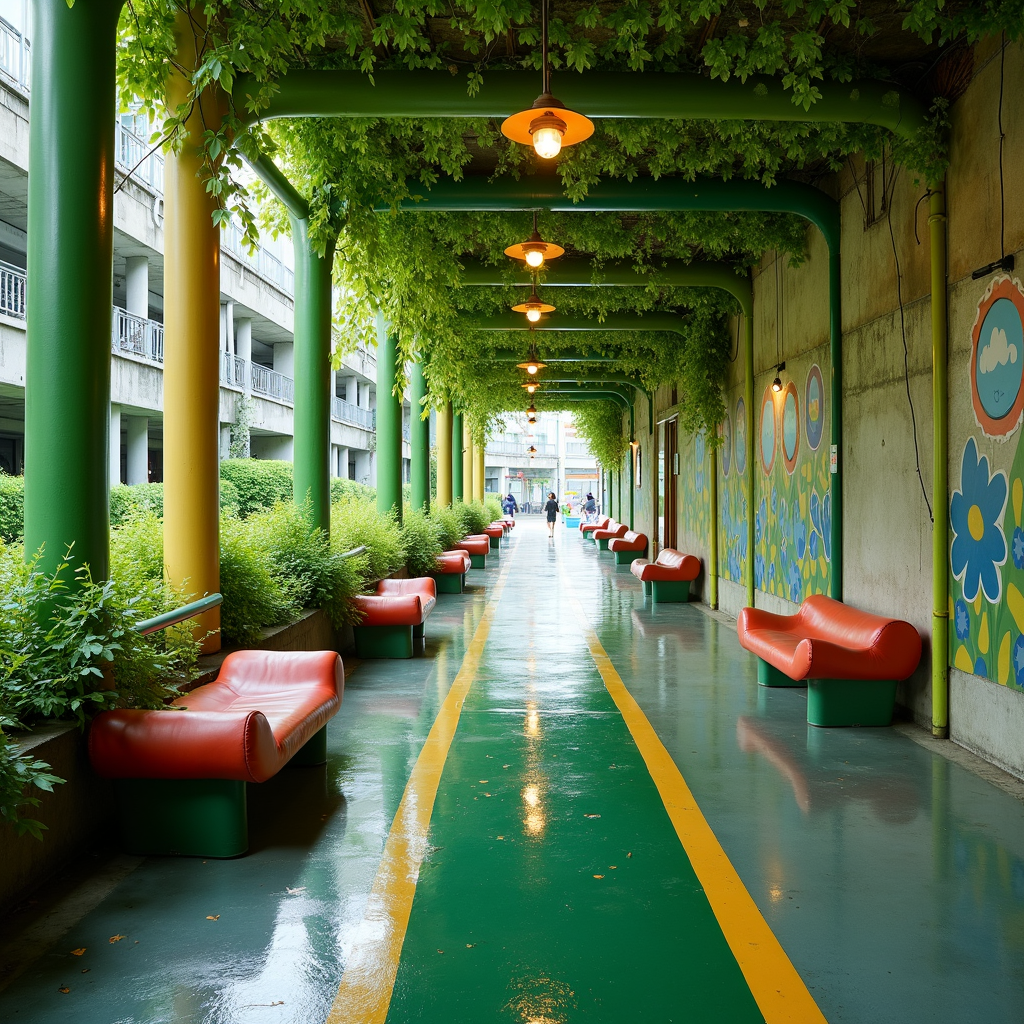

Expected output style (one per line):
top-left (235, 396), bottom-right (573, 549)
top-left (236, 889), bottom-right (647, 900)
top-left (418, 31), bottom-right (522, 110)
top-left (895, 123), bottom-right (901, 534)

top-left (3, 519), bottom-right (1024, 1023)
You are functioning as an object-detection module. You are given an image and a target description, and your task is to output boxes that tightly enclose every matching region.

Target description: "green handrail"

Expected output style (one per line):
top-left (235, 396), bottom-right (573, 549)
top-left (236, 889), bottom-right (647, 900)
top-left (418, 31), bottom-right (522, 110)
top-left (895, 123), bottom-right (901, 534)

top-left (134, 594), bottom-right (223, 636)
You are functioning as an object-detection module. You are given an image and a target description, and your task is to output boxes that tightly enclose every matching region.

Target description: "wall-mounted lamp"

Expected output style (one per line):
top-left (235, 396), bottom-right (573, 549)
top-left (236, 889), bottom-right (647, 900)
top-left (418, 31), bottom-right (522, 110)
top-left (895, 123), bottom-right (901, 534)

top-left (973, 255), bottom-right (1015, 281)
top-left (771, 361), bottom-right (786, 393)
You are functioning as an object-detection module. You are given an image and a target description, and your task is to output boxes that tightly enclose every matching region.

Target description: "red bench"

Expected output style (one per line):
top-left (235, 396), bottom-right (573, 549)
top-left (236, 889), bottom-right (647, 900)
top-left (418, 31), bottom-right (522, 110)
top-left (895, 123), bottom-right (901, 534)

top-left (609, 530), bottom-right (648, 565)
top-left (352, 577), bottom-right (437, 658)
top-left (580, 516), bottom-right (610, 538)
top-left (593, 521), bottom-right (628, 550)
top-left (433, 549), bottom-right (472, 594)
top-left (457, 534), bottom-right (490, 569)
top-left (630, 548), bottom-right (700, 602)
top-left (737, 595), bottom-right (922, 727)
top-left (483, 524), bottom-right (504, 550)
top-left (89, 649), bottom-right (343, 857)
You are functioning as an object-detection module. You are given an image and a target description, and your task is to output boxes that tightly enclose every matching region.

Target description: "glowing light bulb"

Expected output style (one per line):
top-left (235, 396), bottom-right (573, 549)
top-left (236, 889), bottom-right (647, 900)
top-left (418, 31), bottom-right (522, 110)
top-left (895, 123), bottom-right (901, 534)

top-left (532, 125), bottom-right (563, 159)
top-left (772, 375), bottom-right (783, 393)
top-left (525, 248), bottom-right (545, 269)
top-left (526, 308), bottom-right (542, 323)
top-left (527, 362), bottom-right (539, 375)
top-left (527, 384), bottom-right (537, 394)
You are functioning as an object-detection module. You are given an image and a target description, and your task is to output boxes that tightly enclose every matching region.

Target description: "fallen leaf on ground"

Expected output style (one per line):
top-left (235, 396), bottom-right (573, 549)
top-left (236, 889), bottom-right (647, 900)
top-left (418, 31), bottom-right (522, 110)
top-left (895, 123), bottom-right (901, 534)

top-left (483, 792), bottom-right (492, 797)
top-left (81, 969), bottom-right (90, 974)
top-left (496, 835), bottom-right (505, 840)
top-left (609, 865), bottom-right (617, 870)
top-left (627, 852), bottom-right (633, 858)
top-left (502, 765), bottom-right (510, 769)
top-left (286, 887), bottom-right (306, 895)
top-left (70, 948), bottom-right (86, 956)
top-left (593, 874), bottom-right (605, 879)
top-left (206, 915), bottom-right (220, 921)
top-left (437, 949), bottom-right (444, 954)
top-left (108, 935), bottom-right (125, 944)
top-left (465, 943), bottom-right (475, 948)
top-left (584, 814), bottom-right (601, 819)
top-left (479, 780), bottom-right (488, 784)
top-left (58, 987), bottom-right (69, 994)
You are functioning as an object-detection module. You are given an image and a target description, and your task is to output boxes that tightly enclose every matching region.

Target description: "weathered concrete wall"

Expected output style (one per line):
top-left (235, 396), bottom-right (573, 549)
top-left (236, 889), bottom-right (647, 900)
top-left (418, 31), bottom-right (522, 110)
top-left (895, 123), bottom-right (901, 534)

top-left (624, 38), bottom-right (1024, 775)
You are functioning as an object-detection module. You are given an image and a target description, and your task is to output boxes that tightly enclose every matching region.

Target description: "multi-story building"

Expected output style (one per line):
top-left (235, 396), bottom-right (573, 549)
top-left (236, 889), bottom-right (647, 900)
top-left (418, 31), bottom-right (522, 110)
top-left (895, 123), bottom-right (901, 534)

top-left (0, 8), bottom-right (413, 486)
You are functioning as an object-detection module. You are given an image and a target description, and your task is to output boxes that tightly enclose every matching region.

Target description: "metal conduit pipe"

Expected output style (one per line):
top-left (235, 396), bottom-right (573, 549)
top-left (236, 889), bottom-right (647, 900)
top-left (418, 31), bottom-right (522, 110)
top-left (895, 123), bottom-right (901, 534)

top-left (930, 184), bottom-right (949, 739)
top-left (466, 312), bottom-right (689, 334)
top-left (235, 70), bottom-right (926, 139)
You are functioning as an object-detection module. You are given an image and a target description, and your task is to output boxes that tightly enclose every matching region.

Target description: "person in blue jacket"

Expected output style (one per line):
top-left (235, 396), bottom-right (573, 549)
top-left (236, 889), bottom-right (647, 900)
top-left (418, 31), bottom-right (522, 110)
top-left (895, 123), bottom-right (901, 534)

top-left (502, 492), bottom-right (518, 517)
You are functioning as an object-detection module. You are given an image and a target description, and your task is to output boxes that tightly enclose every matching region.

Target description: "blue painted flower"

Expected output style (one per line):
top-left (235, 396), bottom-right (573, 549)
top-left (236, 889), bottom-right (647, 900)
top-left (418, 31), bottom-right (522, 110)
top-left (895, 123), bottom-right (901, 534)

top-left (810, 531), bottom-right (819, 560)
top-left (795, 517), bottom-right (807, 560)
top-left (756, 497), bottom-right (766, 544)
top-left (771, 486), bottom-right (778, 515)
top-left (954, 599), bottom-right (971, 641)
top-left (767, 561), bottom-right (776, 587)
top-left (950, 437), bottom-right (1008, 603)
top-left (1013, 634), bottom-right (1024, 687)
top-left (755, 553), bottom-right (765, 589)
top-left (975, 656), bottom-right (988, 678)
top-left (695, 430), bottom-right (706, 494)
top-left (821, 490), bottom-right (832, 562)
top-left (1014, 527), bottom-right (1024, 570)
top-left (787, 560), bottom-right (802, 602)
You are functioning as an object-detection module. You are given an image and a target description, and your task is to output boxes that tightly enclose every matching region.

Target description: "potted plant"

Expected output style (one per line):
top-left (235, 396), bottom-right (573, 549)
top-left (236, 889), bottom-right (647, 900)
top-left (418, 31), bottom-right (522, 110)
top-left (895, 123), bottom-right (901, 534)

top-left (561, 502), bottom-right (580, 529)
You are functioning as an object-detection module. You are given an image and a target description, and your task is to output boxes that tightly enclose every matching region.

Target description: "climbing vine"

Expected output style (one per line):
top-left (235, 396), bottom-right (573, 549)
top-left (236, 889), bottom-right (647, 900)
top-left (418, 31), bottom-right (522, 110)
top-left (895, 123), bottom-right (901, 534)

top-left (572, 401), bottom-right (631, 470)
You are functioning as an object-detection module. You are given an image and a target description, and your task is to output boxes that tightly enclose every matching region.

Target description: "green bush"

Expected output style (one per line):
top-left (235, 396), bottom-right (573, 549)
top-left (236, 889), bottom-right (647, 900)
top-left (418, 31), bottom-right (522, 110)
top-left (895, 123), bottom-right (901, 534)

top-left (219, 478), bottom-right (242, 516)
top-left (218, 513), bottom-right (298, 645)
top-left (401, 508), bottom-right (443, 578)
top-left (455, 500), bottom-right (490, 537)
top-left (330, 477), bottom-right (376, 504)
top-left (109, 483), bottom-right (164, 527)
top-left (219, 459), bottom-right (293, 518)
top-left (485, 496), bottom-right (503, 523)
top-left (430, 505), bottom-right (463, 551)
top-left (0, 473), bottom-right (24, 543)
top-left (244, 502), bottom-right (362, 627)
top-left (331, 498), bottom-right (405, 588)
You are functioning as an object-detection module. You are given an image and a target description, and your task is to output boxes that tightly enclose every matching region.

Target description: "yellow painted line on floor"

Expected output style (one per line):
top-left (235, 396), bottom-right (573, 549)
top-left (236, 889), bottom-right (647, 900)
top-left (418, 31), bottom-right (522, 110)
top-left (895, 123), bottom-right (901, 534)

top-left (569, 594), bottom-right (829, 1024)
top-left (326, 545), bottom-right (516, 1024)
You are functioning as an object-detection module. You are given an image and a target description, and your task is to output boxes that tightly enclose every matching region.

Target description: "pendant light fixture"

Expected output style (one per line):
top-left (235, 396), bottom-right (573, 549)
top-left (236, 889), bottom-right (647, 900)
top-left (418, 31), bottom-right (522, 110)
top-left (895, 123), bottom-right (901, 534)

top-left (505, 211), bottom-right (565, 269)
top-left (526, 402), bottom-right (538, 424)
top-left (772, 361), bottom-right (786, 393)
top-left (501, 0), bottom-right (593, 159)
top-left (521, 382), bottom-right (539, 393)
top-left (512, 272), bottom-right (556, 322)
top-left (527, 444), bottom-right (538, 458)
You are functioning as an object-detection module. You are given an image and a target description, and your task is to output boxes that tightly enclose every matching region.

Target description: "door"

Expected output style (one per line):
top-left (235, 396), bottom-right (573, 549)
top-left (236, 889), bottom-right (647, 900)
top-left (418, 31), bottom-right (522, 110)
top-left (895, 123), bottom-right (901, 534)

top-left (656, 422), bottom-right (666, 553)
top-left (665, 418), bottom-right (678, 551)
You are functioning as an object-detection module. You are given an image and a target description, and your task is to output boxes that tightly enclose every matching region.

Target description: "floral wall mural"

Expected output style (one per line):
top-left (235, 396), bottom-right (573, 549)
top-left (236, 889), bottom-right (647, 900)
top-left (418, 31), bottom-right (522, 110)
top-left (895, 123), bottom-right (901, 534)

top-left (749, 356), bottom-right (833, 603)
top-left (719, 392), bottom-right (748, 584)
top-left (949, 275), bottom-right (1024, 690)
top-left (678, 426), bottom-right (711, 557)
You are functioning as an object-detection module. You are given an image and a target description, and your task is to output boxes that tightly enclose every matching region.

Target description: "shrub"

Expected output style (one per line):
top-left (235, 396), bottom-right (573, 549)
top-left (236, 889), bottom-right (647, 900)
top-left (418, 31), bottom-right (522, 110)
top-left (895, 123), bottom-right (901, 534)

top-left (401, 508), bottom-right (443, 578)
top-left (454, 500), bottom-right (489, 537)
top-left (0, 733), bottom-right (63, 839)
top-left (330, 477), bottom-right (376, 504)
top-left (485, 496), bottom-right (503, 523)
top-left (0, 473), bottom-right (24, 543)
top-left (429, 505), bottom-right (462, 551)
top-left (109, 483), bottom-right (164, 527)
top-left (219, 459), bottom-right (293, 518)
top-left (331, 499), bottom-right (404, 588)
top-left (218, 512), bottom-right (298, 646)
top-left (219, 478), bottom-right (242, 516)
top-left (243, 502), bottom-right (362, 627)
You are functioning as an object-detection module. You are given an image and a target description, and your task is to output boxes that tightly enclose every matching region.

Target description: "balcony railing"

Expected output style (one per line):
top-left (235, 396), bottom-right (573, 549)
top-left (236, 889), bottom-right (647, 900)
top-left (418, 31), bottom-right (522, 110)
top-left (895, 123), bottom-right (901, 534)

top-left (0, 16), bottom-right (29, 91)
top-left (222, 222), bottom-right (295, 295)
top-left (115, 121), bottom-right (164, 195)
top-left (332, 397), bottom-right (375, 431)
top-left (113, 306), bottom-right (163, 363)
top-left (486, 440), bottom-right (557, 458)
top-left (251, 362), bottom-right (294, 404)
top-left (220, 351), bottom-right (249, 389)
top-left (565, 441), bottom-right (593, 457)
top-left (0, 260), bottom-right (26, 319)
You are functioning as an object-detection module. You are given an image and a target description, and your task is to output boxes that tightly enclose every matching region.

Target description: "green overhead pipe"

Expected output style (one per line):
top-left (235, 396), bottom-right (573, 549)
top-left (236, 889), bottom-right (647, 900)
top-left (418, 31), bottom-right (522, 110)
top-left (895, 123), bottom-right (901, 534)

top-left (467, 312), bottom-right (688, 334)
top-left (375, 314), bottom-right (403, 524)
top-left (409, 358), bottom-right (430, 513)
top-left (539, 384), bottom-right (633, 406)
top-left (460, 258), bottom-right (752, 317)
top-left (250, 153), bottom-right (334, 533)
top-left (451, 411), bottom-right (464, 500)
top-left (930, 183), bottom-right (949, 739)
top-left (25, 0), bottom-right (122, 580)
top-left (235, 70), bottom-right (926, 139)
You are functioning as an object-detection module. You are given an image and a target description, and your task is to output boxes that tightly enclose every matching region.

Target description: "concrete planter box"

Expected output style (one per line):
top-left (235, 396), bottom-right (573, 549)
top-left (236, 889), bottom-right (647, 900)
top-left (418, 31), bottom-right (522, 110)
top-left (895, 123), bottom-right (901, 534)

top-left (0, 608), bottom-right (350, 914)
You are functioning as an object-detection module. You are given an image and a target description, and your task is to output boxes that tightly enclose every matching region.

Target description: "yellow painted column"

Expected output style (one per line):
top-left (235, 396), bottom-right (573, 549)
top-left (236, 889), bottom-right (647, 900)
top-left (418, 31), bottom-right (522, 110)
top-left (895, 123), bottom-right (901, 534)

top-left (162, 9), bottom-right (223, 652)
top-left (462, 420), bottom-right (474, 502)
top-left (436, 401), bottom-right (453, 506)
top-left (473, 439), bottom-right (485, 503)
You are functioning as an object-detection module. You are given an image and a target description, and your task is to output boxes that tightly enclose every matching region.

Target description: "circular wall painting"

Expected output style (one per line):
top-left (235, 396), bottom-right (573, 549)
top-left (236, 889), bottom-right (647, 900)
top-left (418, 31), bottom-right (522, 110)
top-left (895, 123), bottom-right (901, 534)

top-left (805, 364), bottom-right (825, 451)
top-left (721, 411), bottom-right (732, 478)
top-left (971, 277), bottom-right (1024, 439)
top-left (760, 385), bottom-right (776, 476)
top-left (782, 381), bottom-right (800, 474)
top-left (735, 398), bottom-right (747, 475)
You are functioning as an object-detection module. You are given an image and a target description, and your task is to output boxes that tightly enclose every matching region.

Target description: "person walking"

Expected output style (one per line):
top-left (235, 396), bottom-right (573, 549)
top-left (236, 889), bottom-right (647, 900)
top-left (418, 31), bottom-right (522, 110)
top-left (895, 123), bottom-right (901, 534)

top-left (502, 492), bottom-right (519, 518)
top-left (544, 491), bottom-right (559, 538)
top-left (583, 492), bottom-right (597, 523)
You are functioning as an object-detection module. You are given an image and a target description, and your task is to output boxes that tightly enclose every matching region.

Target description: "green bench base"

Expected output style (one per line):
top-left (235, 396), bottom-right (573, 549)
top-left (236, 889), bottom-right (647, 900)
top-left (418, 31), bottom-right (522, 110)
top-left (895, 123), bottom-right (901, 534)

top-left (757, 658), bottom-right (805, 687)
top-left (469, 552), bottom-right (487, 569)
top-left (651, 579), bottom-right (691, 602)
top-left (113, 726), bottom-right (328, 858)
top-left (614, 549), bottom-right (644, 565)
top-left (432, 572), bottom-right (465, 594)
top-left (354, 623), bottom-right (414, 658)
top-left (807, 678), bottom-right (897, 727)
top-left (597, 538), bottom-right (611, 550)
top-left (489, 535), bottom-right (500, 550)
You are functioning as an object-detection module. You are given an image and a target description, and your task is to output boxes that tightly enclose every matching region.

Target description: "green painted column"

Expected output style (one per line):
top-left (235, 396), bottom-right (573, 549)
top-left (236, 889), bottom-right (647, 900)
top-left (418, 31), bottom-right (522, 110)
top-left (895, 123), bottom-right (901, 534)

top-left (829, 246), bottom-right (843, 601)
top-left (462, 420), bottom-right (474, 503)
top-left (410, 358), bottom-right (430, 512)
top-left (292, 220), bottom-right (336, 533)
top-left (473, 438), bottom-right (485, 503)
top-left (436, 402), bottom-right (453, 506)
top-left (709, 447), bottom-right (719, 609)
top-left (24, 0), bottom-right (123, 578)
top-left (375, 313), bottom-right (403, 523)
top-left (452, 411), bottom-right (464, 500)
